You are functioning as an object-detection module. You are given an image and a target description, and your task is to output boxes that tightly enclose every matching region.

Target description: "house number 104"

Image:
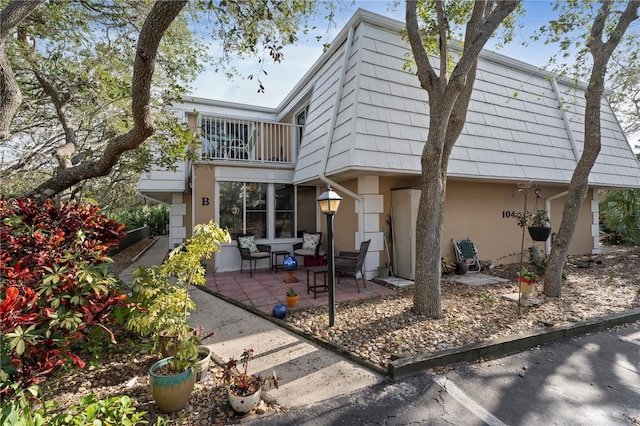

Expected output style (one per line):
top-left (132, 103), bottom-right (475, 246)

top-left (502, 210), bottom-right (517, 218)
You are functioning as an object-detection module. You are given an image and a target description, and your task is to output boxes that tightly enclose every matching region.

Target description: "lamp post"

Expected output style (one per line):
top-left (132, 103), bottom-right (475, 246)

top-left (317, 186), bottom-right (342, 327)
top-left (231, 206), bottom-right (239, 237)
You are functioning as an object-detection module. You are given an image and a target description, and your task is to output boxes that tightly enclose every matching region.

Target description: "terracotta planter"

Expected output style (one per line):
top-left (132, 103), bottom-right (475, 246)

top-left (286, 295), bottom-right (298, 308)
top-left (149, 357), bottom-right (196, 413)
top-left (228, 386), bottom-right (261, 414)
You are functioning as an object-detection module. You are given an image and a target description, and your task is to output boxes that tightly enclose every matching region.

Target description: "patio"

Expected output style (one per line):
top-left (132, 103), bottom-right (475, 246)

top-left (204, 266), bottom-right (396, 315)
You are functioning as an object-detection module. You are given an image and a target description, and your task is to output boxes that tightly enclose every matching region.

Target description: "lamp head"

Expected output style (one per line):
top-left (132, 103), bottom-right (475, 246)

top-left (231, 206), bottom-right (240, 215)
top-left (317, 186), bottom-right (342, 215)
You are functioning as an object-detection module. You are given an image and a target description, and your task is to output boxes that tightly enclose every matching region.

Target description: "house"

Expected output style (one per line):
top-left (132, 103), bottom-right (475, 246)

top-left (138, 9), bottom-right (640, 280)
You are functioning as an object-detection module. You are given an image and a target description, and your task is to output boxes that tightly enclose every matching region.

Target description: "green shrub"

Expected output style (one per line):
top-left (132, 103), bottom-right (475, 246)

top-left (599, 189), bottom-right (640, 245)
top-left (0, 198), bottom-right (127, 397)
top-left (112, 204), bottom-right (169, 234)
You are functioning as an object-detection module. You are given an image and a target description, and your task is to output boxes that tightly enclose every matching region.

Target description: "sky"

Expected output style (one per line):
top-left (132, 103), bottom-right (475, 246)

top-left (190, 1), bottom-right (556, 108)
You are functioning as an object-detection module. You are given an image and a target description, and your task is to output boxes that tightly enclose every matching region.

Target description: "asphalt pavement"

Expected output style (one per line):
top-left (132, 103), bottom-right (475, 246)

top-left (247, 321), bottom-right (640, 425)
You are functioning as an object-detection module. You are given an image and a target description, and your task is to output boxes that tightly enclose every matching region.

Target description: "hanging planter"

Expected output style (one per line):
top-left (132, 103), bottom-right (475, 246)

top-left (528, 226), bottom-right (551, 242)
top-left (516, 209), bottom-right (551, 242)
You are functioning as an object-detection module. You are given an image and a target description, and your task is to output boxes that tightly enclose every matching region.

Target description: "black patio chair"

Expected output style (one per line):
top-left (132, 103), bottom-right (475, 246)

top-left (334, 239), bottom-right (371, 292)
top-left (235, 233), bottom-right (271, 276)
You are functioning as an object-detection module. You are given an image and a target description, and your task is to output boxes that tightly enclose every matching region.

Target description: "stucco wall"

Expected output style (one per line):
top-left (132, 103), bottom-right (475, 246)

top-left (369, 177), bottom-right (594, 268)
top-left (192, 165), bottom-right (216, 270)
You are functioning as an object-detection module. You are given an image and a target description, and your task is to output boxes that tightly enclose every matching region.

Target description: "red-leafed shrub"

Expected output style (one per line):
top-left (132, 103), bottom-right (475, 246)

top-left (0, 198), bottom-right (126, 395)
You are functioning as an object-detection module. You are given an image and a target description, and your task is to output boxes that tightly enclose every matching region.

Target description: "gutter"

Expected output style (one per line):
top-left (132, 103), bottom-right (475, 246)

top-left (318, 26), bottom-right (365, 244)
top-left (545, 190), bottom-right (568, 253)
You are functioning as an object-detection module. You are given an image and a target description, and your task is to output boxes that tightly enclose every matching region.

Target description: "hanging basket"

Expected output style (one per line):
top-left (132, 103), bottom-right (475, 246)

top-left (528, 226), bottom-right (551, 242)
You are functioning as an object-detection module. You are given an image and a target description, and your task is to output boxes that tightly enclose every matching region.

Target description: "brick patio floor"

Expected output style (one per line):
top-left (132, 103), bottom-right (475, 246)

top-left (204, 266), bottom-right (395, 315)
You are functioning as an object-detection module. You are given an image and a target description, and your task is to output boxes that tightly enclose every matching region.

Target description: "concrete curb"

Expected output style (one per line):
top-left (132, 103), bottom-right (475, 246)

top-left (388, 307), bottom-right (640, 378)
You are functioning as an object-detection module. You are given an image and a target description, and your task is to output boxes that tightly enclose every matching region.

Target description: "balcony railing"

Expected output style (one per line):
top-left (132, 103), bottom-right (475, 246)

top-left (199, 115), bottom-right (301, 165)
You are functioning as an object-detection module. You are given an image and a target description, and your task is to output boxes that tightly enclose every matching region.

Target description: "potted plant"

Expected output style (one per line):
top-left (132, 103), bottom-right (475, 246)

top-left (222, 348), bottom-right (279, 414)
top-left (285, 288), bottom-right (298, 307)
top-left (126, 220), bottom-right (230, 412)
top-left (517, 268), bottom-right (539, 300)
top-left (515, 209), bottom-right (552, 241)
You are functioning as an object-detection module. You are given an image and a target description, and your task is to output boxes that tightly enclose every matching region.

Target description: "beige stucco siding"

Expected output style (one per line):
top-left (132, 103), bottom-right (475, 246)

top-left (191, 165), bottom-right (216, 269)
top-left (362, 178), bottom-right (595, 269)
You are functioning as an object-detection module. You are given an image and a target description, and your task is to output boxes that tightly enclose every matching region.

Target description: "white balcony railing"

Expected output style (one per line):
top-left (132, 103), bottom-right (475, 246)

top-left (199, 115), bottom-right (301, 165)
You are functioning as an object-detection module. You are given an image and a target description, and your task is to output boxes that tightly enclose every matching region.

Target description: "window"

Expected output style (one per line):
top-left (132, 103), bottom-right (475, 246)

top-left (275, 184), bottom-right (294, 238)
top-left (219, 181), bottom-right (245, 237)
top-left (296, 105), bottom-right (308, 148)
top-left (219, 182), bottom-right (310, 240)
top-left (245, 183), bottom-right (267, 238)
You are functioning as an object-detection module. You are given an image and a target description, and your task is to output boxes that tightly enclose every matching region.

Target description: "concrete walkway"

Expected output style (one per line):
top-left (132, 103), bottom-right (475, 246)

top-left (117, 236), bottom-right (383, 409)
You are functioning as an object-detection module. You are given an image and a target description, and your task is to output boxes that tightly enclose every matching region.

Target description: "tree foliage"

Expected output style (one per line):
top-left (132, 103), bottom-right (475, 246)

top-left (0, 0), bottom-right (321, 202)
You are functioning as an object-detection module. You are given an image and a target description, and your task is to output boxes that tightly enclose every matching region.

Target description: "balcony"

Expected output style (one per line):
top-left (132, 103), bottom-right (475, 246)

top-left (199, 115), bottom-right (301, 165)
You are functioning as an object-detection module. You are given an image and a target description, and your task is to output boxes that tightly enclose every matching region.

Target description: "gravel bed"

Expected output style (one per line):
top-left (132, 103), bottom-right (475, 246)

top-left (284, 246), bottom-right (640, 368)
top-left (39, 244), bottom-right (639, 425)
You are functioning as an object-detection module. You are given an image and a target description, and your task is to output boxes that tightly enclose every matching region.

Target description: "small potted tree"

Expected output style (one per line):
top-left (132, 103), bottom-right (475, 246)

top-left (223, 348), bottom-right (279, 414)
top-left (126, 220), bottom-right (230, 412)
top-left (516, 209), bottom-right (551, 241)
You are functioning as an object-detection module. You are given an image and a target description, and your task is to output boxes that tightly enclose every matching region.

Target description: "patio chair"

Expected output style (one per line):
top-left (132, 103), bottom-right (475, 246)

top-left (452, 238), bottom-right (481, 273)
top-left (227, 129), bottom-right (258, 160)
top-left (293, 232), bottom-right (322, 265)
top-left (334, 239), bottom-right (371, 292)
top-left (235, 233), bottom-right (271, 276)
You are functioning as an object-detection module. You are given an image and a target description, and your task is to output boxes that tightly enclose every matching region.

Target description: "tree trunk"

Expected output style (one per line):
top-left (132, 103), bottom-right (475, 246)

top-left (0, 0), bottom-right (45, 139)
top-left (544, 1), bottom-right (639, 297)
top-left (406, 0), bottom-right (520, 318)
top-left (413, 112), bottom-right (449, 318)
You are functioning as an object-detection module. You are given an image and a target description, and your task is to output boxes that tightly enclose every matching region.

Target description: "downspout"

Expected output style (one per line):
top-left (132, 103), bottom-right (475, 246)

top-left (318, 27), bottom-right (365, 244)
top-left (545, 190), bottom-right (568, 253)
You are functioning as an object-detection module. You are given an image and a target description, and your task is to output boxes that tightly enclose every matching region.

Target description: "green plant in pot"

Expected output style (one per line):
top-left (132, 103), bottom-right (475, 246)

top-left (223, 348), bottom-right (279, 414)
top-left (285, 287), bottom-right (298, 308)
top-left (515, 209), bottom-right (552, 241)
top-left (517, 268), bottom-right (539, 300)
top-left (126, 220), bottom-right (229, 412)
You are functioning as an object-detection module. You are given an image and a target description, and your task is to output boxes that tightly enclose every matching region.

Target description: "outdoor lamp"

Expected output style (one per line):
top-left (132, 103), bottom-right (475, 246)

top-left (317, 187), bottom-right (342, 215)
top-left (317, 186), bottom-right (342, 326)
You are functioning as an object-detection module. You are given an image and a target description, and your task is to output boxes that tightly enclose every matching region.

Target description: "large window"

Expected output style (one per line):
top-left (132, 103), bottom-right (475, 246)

top-left (219, 181), bottom-right (299, 240)
top-left (219, 181), bottom-right (266, 238)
